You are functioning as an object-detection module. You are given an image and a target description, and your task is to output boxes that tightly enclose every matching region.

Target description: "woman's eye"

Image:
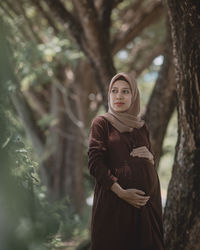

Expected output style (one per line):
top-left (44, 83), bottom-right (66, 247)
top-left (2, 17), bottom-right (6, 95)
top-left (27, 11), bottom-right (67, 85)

top-left (123, 90), bottom-right (130, 94)
top-left (111, 89), bottom-right (117, 93)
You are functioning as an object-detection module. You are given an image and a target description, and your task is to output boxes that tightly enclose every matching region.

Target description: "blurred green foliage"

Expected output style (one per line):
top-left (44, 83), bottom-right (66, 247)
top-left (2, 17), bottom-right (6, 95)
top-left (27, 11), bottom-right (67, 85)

top-left (0, 19), bottom-right (88, 250)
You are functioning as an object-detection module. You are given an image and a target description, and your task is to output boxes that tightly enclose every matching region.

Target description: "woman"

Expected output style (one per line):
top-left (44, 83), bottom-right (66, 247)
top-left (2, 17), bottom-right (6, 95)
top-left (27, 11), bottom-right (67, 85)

top-left (87, 72), bottom-right (165, 250)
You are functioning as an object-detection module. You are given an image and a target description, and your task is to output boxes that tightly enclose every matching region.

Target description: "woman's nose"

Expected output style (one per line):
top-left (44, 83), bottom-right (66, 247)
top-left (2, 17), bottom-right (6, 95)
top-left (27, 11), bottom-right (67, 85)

top-left (116, 92), bottom-right (123, 99)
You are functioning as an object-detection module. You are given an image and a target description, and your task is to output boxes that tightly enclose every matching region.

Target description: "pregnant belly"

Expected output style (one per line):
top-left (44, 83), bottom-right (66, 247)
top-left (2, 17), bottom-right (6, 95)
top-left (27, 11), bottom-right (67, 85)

top-left (114, 157), bottom-right (158, 196)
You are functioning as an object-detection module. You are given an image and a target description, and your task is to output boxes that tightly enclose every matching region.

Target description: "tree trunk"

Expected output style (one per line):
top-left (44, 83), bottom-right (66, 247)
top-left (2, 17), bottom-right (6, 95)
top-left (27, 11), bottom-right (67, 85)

top-left (42, 67), bottom-right (90, 213)
top-left (163, 1), bottom-right (200, 249)
top-left (143, 24), bottom-right (177, 169)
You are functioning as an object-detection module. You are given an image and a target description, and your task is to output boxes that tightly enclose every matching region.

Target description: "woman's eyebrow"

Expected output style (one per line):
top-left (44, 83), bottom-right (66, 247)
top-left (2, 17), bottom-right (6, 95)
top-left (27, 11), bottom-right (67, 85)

top-left (112, 87), bottom-right (130, 89)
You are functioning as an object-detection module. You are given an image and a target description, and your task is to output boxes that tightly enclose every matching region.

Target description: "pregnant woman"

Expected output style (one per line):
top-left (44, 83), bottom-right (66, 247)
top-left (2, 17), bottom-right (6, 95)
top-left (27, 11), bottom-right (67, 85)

top-left (87, 72), bottom-right (165, 250)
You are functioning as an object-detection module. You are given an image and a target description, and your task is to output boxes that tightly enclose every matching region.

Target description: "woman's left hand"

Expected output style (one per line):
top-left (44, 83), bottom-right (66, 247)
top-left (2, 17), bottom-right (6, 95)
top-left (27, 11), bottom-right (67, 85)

top-left (130, 146), bottom-right (154, 165)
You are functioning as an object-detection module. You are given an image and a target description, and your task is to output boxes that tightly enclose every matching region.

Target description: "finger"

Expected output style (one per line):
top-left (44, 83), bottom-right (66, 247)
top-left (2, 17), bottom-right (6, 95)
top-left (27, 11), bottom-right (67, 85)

top-left (139, 195), bottom-right (150, 199)
top-left (135, 193), bottom-right (149, 198)
top-left (137, 202), bottom-right (146, 207)
top-left (135, 189), bottom-right (145, 195)
top-left (135, 200), bottom-right (147, 207)
top-left (132, 146), bottom-right (147, 152)
top-left (136, 200), bottom-right (145, 205)
top-left (136, 150), bottom-right (149, 155)
top-left (127, 197), bottom-right (149, 205)
top-left (137, 197), bottom-right (150, 202)
top-left (136, 152), bottom-right (149, 157)
top-left (139, 198), bottom-right (149, 204)
top-left (131, 152), bottom-right (151, 159)
top-left (137, 199), bottom-right (149, 206)
top-left (136, 194), bottom-right (150, 200)
top-left (131, 149), bottom-right (148, 156)
top-left (131, 148), bottom-right (145, 154)
top-left (135, 192), bottom-right (149, 199)
top-left (133, 147), bottom-right (150, 154)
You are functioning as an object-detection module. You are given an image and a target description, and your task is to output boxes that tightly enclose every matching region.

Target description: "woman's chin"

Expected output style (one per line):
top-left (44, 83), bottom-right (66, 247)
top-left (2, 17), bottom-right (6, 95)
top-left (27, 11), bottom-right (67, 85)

top-left (115, 109), bottom-right (127, 113)
top-left (113, 107), bottom-right (129, 112)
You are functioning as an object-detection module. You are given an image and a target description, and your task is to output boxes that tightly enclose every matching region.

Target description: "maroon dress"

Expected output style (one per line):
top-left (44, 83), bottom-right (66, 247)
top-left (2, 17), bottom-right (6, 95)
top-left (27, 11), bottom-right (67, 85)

top-left (87, 115), bottom-right (165, 250)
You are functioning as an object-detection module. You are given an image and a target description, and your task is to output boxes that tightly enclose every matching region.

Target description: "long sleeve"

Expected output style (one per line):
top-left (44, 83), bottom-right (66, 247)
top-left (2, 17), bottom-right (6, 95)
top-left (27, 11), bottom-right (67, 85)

top-left (87, 116), bottom-right (118, 190)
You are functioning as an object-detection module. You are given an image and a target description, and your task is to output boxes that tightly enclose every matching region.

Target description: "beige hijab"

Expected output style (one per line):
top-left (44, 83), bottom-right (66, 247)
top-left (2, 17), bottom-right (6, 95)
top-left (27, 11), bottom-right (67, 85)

top-left (102, 72), bottom-right (145, 133)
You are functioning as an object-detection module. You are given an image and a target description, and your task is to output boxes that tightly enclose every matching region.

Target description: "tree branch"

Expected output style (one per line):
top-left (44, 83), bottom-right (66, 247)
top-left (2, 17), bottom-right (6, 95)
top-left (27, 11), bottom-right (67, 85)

top-left (45, 0), bottom-right (84, 47)
top-left (99, 0), bottom-right (123, 39)
top-left (23, 89), bottom-right (48, 117)
top-left (135, 42), bottom-right (165, 77)
top-left (0, 1), bottom-right (33, 42)
top-left (112, 0), bottom-right (164, 54)
top-left (72, 0), bottom-right (116, 105)
top-left (119, 0), bottom-right (145, 23)
top-left (31, 0), bottom-right (59, 34)
top-left (16, 0), bottom-right (43, 43)
top-left (4, 0), bottom-right (42, 43)
top-left (39, 0), bottom-right (116, 106)
top-left (99, 0), bottom-right (114, 39)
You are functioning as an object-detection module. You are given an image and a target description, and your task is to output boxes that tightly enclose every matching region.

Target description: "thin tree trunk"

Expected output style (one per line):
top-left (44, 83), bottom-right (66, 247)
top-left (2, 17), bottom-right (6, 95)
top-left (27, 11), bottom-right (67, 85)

top-left (143, 24), bottom-right (177, 169)
top-left (43, 69), bottom-right (87, 212)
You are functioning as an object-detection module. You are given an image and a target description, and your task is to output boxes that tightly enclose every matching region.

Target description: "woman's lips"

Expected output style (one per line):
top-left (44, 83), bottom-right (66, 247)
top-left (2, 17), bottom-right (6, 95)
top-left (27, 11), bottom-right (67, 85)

top-left (115, 102), bottom-right (124, 106)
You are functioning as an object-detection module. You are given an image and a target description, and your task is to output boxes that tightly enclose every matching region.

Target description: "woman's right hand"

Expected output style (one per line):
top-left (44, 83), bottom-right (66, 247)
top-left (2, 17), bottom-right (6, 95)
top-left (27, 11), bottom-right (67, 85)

top-left (119, 188), bottom-right (150, 209)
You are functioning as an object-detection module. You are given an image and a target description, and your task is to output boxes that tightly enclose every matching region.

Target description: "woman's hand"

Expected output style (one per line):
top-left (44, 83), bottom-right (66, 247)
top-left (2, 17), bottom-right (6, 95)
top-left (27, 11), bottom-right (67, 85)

top-left (130, 146), bottom-right (154, 165)
top-left (119, 188), bottom-right (150, 209)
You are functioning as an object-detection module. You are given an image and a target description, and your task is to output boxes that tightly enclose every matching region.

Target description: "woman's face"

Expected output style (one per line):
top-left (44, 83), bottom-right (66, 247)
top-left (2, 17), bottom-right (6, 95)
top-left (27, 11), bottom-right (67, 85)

top-left (110, 80), bottom-right (132, 112)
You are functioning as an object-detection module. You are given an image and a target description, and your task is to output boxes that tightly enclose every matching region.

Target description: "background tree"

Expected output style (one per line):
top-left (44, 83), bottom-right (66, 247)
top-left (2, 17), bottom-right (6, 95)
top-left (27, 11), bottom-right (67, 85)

top-left (163, 1), bottom-right (200, 249)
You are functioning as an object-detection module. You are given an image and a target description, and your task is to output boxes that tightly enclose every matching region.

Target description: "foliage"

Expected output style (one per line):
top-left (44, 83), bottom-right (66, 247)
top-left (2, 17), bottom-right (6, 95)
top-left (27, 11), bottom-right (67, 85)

top-left (0, 74), bottom-right (87, 250)
top-left (0, 19), bottom-right (88, 249)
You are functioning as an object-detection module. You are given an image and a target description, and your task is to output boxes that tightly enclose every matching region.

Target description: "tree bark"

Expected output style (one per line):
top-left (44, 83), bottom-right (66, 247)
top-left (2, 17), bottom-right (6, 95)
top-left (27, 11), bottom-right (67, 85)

top-left (163, 1), bottom-right (200, 249)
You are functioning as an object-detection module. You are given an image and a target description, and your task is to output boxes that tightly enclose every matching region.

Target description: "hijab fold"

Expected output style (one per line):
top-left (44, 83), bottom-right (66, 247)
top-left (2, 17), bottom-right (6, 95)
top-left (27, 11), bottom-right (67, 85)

top-left (102, 72), bottom-right (144, 133)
